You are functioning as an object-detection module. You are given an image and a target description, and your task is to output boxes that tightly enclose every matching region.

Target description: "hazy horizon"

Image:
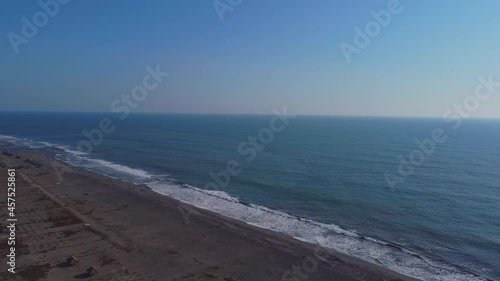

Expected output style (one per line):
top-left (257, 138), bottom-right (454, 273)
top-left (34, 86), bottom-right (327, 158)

top-left (3, 0), bottom-right (500, 118)
top-left (3, 110), bottom-right (500, 121)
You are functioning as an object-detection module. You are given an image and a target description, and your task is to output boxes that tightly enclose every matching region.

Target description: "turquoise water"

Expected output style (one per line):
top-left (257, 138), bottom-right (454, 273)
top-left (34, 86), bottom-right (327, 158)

top-left (1, 112), bottom-right (499, 281)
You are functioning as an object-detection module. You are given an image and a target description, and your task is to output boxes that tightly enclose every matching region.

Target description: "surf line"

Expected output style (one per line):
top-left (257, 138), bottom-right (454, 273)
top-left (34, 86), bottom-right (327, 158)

top-left (178, 106), bottom-right (295, 224)
top-left (49, 65), bottom-right (169, 182)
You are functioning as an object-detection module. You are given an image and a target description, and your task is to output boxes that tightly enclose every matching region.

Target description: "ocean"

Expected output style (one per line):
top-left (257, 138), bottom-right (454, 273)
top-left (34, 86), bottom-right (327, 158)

top-left (0, 112), bottom-right (499, 281)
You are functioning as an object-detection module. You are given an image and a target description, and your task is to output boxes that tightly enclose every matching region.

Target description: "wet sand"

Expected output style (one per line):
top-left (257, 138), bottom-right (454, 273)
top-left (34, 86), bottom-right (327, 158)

top-left (0, 149), bottom-right (417, 281)
top-left (0, 141), bottom-right (12, 147)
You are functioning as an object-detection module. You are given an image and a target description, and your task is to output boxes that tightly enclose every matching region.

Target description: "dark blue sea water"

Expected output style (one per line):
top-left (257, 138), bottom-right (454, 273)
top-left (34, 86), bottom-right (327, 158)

top-left (1, 112), bottom-right (499, 281)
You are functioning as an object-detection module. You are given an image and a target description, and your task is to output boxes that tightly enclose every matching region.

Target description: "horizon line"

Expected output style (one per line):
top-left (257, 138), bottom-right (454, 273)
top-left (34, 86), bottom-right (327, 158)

top-left (1, 110), bottom-right (500, 120)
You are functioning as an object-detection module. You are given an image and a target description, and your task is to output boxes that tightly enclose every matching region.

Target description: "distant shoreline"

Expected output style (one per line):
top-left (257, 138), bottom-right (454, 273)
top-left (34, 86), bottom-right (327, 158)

top-left (1, 111), bottom-right (500, 120)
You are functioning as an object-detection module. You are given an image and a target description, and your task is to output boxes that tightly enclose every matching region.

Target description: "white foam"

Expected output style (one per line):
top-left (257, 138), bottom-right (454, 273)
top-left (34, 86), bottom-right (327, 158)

top-left (0, 135), bottom-right (45, 148)
top-left (84, 158), bottom-right (153, 179)
top-left (1, 135), bottom-right (151, 180)
top-left (39, 141), bottom-right (55, 147)
top-left (26, 142), bottom-right (46, 149)
top-left (39, 142), bottom-right (88, 156)
top-left (147, 180), bottom-right (488, 281)
top-left (0, 134), bottom-right (19, 142)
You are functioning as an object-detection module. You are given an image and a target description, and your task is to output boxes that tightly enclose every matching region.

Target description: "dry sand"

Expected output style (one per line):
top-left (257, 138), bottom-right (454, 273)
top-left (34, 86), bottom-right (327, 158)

top-left (0, 149), bottom-right (418, 281)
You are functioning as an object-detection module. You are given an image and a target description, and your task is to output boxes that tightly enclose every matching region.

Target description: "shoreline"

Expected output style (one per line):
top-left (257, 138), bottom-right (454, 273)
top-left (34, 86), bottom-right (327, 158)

top-left (0, 149), bottom-right (417, 281)
top-left (0, 140), bottom-right (12, 147)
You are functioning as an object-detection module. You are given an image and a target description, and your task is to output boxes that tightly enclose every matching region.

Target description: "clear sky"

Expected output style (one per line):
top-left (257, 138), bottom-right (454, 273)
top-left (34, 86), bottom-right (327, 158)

top-left (2, 0), bottom-right (500, 117)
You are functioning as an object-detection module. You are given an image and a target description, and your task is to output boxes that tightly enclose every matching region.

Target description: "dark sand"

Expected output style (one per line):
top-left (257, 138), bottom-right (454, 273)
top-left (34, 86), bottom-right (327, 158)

top-left (0, 150), bottom-right (418, 281)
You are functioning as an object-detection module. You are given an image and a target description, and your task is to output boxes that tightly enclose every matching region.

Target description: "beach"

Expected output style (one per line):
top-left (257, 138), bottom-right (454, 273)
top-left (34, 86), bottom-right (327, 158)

top-left (0, 148), bottom-right (415, 281)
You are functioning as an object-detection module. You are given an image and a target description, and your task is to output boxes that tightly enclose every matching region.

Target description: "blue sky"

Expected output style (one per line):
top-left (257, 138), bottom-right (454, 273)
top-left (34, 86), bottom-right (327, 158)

top-left (1, 0), bottom-right (500, 117)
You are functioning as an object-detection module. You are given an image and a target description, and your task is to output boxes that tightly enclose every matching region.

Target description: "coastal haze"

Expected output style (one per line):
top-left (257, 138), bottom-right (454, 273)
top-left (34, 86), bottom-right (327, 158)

top-left (2, 1), bottom-right (500, 281)
top-left (2, 1), bottom-right (500, 117)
